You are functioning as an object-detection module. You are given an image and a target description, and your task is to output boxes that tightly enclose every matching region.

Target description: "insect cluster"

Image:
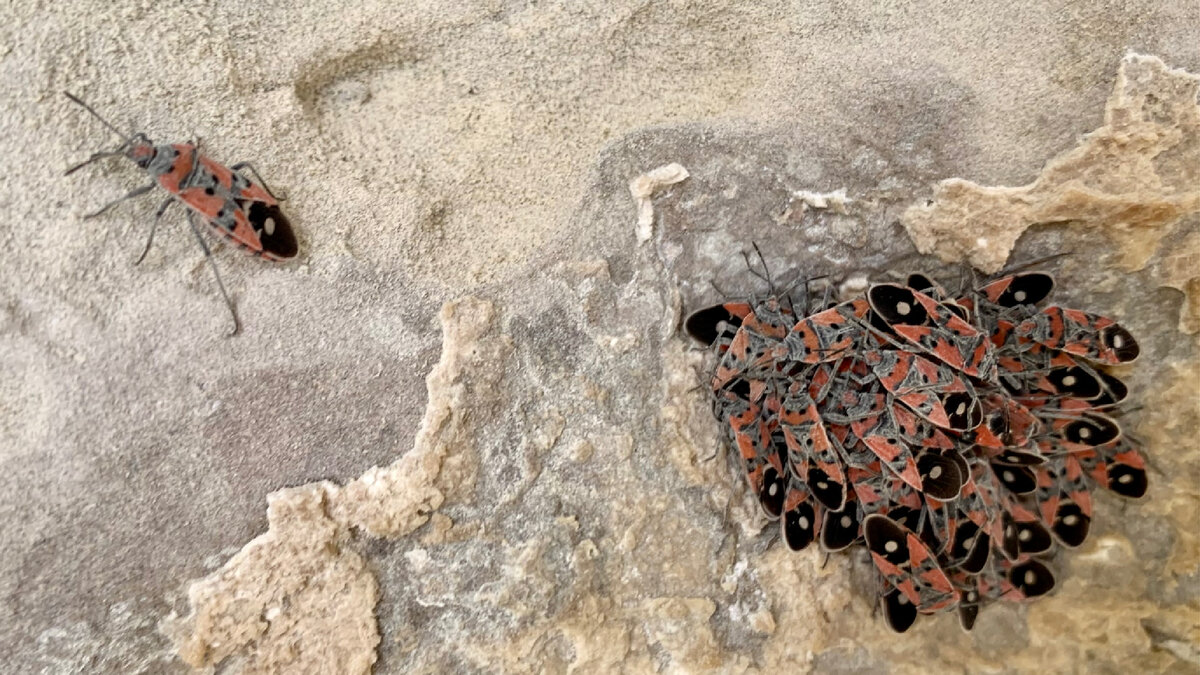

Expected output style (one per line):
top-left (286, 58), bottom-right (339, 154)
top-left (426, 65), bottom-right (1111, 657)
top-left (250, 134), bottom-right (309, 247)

top-left (686, 266), bottom-right (1147, 632)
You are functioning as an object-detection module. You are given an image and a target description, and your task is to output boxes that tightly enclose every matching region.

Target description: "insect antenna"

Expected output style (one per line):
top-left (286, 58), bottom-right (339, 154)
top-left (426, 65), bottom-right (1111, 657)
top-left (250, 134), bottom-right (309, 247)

top-left (778, 274), bottom-right (829, 317)
top-left (995, 251), bottom-right (1071, 277)
top-left (62, 92), bottom-right (145, 175)
top-left (63, 91), bottom-right (133, 143)
top-left (708, 277), bottom-right (740, 300)
top-left (751, 242), bottom-right (775, 290)
top-left (739, 249), bottom-right (771, 290)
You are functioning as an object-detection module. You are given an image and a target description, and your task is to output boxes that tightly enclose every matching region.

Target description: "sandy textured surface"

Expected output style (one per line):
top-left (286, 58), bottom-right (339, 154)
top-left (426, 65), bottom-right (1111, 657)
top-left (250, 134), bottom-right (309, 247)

top-left (2, 2), bottom-right (1198, 673)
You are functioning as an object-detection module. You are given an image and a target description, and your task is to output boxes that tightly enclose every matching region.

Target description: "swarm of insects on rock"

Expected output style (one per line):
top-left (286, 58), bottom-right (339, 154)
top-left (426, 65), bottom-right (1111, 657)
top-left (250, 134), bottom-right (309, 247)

top-left (686, 257), bottom-right (1146, 632)
top-left (63, 92), bottom-right (299, 335)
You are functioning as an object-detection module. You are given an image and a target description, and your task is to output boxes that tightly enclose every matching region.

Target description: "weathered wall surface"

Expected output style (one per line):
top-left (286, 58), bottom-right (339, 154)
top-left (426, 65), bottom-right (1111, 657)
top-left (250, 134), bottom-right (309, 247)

top-left (0, 2), bottom-right (1196, 672)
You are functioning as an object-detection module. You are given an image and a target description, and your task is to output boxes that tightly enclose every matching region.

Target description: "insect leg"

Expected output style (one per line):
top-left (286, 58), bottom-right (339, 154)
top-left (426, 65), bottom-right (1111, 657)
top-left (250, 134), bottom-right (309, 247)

top-left (135, 198), bottom-right (174, 265)
top-left (229, 162), bottom-right (283, 200)
top-left (185, 211), bottom-right (241, 337)
top-left (83, 183), bottom-right (157, 218)
top-left (65, 147), bottom-right (130, 176)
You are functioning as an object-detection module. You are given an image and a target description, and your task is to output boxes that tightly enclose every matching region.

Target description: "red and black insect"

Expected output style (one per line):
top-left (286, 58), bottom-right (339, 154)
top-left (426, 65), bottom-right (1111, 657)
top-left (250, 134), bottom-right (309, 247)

top-left (63, 91), bottom-right (298, 335)
top-left (686, 258), bottom-right (1148, 634)
top-left (868, 283), bottom-right (998, 380)
top-left (864, 514), bottom-right (959, 630)
top-left (1015, 306), bottom-right (1140, 365)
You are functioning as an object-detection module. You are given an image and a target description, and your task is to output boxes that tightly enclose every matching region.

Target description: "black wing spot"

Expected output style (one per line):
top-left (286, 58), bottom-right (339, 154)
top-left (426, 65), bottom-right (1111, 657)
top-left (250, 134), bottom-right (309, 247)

top-left (943, 393), bottom-right (981, 431)
top-left (1009, 560), bottom-right (1055, 597)
top-left (962, 530), bottom-right (991, 574)
top-left (944, 302), bottom-right (970, 321)
top-left (1052, 501), bottom-right (1091, 547)
top-left (958, 598), bottom-right (980, 632)
top-left (1101, 325), bottom-right (1140, 362)
top-left (783, 499), bottom-right (816, 551)
top-left (1093, 371), bottom-right (1129, 406)
top-left (820, 504), bottom-right (860, 552)
top-left (759, 465), bottom-right (787, 518)
top-left (868, 284), bottom-right (929, 326)
top-left (992, 462), bottom-right (1037, 495)
top-left (1107, 463), bottom-right (1147, 498)
top-left (906, 273), bottom-right (938, 294)
top-left (727, 378), bottom-right (751, 400)
top-left (244, 201), bottom-right (298, 258)
top-left (918, 451), bottom-right (962, 500)
top-left (995, 273), bottom-right (1054, 307)
top-left (994, 450), bottom-right (1045, 467)
top-left (808, 467), bottom-right (846, 511)
top-left (685, 304), bottom-right (741, 345)
top-left (1045, 366), bottom-right (1101, 399)
top-left (864, 514), bottom-right (910, 565)
top-left (999, 511), bottom-right (1020, 560)
top-left (1015, 520), bottom-right (1053, 555)
top-left (1063, 414), bottom-right (1121, 446)
top-left (886, 506), bottom-right (921, 534)
top-left (882, 588), bottom-right (918, 633)
top-left (949, 520), bottom-right (978, 559)
top-left (948, 448), bottom-right (969, 481)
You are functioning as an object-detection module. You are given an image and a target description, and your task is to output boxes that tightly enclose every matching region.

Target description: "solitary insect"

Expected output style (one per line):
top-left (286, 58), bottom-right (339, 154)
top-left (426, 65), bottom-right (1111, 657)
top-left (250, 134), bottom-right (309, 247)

top-left (63, 91), bottom-right (298, 335)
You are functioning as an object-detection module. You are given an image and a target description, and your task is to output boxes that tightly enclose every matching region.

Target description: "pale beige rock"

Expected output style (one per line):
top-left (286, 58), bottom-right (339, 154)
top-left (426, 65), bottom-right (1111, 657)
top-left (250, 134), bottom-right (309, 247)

top-left (659, 337), bottom-right (725, 487)
top-left (1157, 227), bottom-right (1200, 334)
top-left (167, 485), bottom-right (379, 673)
top-left (640, 597), bottom-right (723, 672)
top-left (630, 163), bottom-right (691, 243)
top-left (166, 297), bottom-right (503, 671)
top-left (1133, 363), bottom-right (1200, 582)
top-left (790, 189), bottom-right (852, 215)
top-left (903, 53), bottom-right (1200, 275)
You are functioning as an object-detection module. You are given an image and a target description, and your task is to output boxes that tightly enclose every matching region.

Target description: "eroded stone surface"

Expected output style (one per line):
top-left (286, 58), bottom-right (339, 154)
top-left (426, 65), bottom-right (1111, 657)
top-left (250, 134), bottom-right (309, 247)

top-left (3, 3), bottom-right (1199, 672)
top-left (166, 298), bottom-right (501, 671)
top-left (169, 55), bottom-right (1199, 673)
top-left (903, 54), bottom-right (1200, 278)
top-left (171, 486), bottom-right (378, 672)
